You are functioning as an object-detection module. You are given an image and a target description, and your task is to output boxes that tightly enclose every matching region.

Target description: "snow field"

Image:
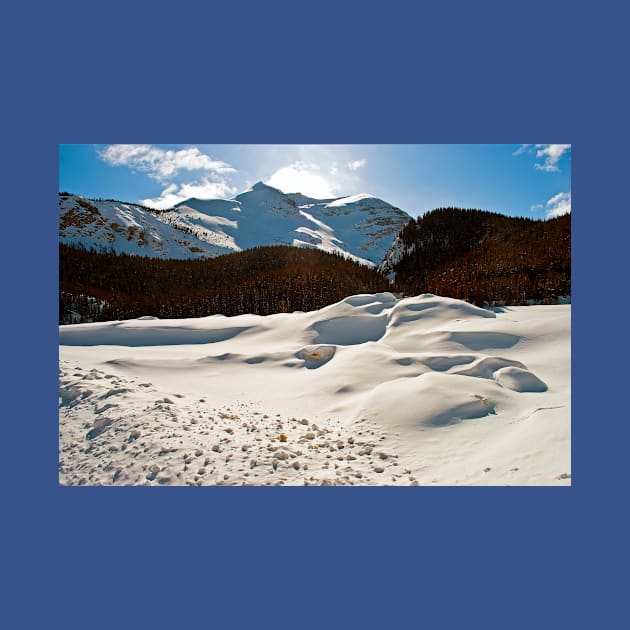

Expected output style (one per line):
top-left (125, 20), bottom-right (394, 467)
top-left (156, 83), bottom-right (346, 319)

top-left (59, 293), bottom-right (571, 486)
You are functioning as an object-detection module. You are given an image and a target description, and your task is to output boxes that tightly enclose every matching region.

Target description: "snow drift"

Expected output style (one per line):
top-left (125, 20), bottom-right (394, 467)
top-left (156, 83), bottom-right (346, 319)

top-left (59, 293), bottom-right (571, 486)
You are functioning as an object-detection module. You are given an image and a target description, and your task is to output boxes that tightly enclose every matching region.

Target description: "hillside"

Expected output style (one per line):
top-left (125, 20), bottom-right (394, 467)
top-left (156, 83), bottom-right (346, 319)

top-left (380, 208), bottom-right (571, 305)
top-left (59, 244), bottom-right (390, 324)
top-left (59, 183), bottom-right (411, 266)
top-left (59, 193), bottom-right (227, 258)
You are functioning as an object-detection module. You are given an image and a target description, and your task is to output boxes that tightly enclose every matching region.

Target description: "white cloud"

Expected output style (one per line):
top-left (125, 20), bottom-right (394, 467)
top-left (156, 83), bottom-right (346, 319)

top-left (512, 144), bottom-right (532, 156)
top-left (545, 191), bottom-right (571, 217)
top-left (514, 144), bottom-right (571, 172)
top-left (534, 144), bottom-right (571, 172)
top-left (141, 178), bottom-right (237, 209)
top-left (266, 162), bottom-right (338, 198)
top-left (98, 144), bottom-right (236, 182)
top-left (346, 159), bottom-right (367, 171)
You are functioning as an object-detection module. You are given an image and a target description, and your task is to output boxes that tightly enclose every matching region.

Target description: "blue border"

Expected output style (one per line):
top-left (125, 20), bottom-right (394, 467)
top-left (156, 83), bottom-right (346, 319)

top-left (4, 1), bottom-right (625, 628)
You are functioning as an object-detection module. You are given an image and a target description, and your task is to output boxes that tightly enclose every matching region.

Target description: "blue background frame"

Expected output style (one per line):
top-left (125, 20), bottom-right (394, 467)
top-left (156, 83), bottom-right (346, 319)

top-left (3, 1), bottom-right (627, 628)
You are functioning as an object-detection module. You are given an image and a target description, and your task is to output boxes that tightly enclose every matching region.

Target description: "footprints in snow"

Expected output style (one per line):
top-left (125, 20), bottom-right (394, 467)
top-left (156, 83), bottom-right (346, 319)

top-left (59, 363), bottom-right (415, 487)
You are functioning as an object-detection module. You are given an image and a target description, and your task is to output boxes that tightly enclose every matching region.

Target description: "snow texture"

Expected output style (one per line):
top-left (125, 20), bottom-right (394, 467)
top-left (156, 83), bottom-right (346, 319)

top-left (59, 293), bottom-right (570, 486)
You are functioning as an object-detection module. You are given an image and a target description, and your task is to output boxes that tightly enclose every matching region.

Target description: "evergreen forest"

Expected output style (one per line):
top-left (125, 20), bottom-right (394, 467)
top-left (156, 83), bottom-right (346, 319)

top-left (59, 208), bottom-right (570, 324)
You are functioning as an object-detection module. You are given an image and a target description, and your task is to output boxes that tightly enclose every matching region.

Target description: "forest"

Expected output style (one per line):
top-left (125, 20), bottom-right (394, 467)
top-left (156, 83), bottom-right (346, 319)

top-left (59, 244), bottom-right (390, 323)
top-left (390, 208), bottom-right (571, 306)
top-left (60, 207), bottom-right (571, 324)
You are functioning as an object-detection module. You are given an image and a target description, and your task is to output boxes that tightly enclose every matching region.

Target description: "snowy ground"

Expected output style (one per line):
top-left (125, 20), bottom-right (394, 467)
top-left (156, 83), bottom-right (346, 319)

top-left (59, 293), bottom-right (571, 486)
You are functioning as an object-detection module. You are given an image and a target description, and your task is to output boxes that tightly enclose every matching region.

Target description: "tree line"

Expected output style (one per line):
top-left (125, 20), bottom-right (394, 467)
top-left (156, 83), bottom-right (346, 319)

top-left (390, 208), bottom-right (571, 305)
top-left (59, 244), bottom-right (390, 323)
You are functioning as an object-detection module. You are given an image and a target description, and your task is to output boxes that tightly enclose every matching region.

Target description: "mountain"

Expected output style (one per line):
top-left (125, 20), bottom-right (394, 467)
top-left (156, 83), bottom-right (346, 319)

top-left (59, 183), bottom-right (411, 266)
top-left (380, 207), bottom-right (571, 305)
top-left (58, 193), bottom-right (227, 259)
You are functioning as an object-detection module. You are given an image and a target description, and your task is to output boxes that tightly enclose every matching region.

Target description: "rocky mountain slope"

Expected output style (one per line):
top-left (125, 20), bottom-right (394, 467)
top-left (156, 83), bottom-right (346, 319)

top-left (59, 183), bottom-right (411, 266)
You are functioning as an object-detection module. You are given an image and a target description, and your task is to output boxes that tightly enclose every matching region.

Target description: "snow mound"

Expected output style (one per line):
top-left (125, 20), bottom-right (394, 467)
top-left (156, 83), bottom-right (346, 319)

top-left (59, 294), bottom-right (570, 486)
top-left (59, 320), bottom-right (251, 347)
top-left (452, 356), bottom-right (526, 379)
top-left (388, 294), bottom-right (495, 329)
top-left (494, 366), bottom-right (548, 392)
top-left (354, 373), bottom-right (501, 428)
top-left (342, 293), bottom-right (398, 308)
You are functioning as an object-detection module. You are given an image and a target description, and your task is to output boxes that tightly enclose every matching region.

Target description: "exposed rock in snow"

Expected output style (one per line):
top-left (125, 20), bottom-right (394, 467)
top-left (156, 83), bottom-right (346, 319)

top-left (59, 184), bottom-right (411, 266)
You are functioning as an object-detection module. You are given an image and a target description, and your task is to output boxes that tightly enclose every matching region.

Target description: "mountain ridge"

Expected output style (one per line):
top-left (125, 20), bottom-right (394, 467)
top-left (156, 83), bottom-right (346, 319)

top-left (59, 183), bottom-right (411, 266)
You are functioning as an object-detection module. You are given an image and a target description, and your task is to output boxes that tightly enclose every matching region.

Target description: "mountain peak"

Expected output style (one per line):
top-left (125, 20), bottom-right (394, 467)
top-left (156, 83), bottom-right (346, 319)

top-left (60, 187), bottom-right (412, 267)
top-left (251, 181), bottom-right (277, 192)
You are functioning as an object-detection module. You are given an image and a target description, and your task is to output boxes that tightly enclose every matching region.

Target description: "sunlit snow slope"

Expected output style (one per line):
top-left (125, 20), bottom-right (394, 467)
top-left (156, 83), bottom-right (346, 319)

top-left (59, 194), bottom-right (230, 258)
top-left (59, 183), bottom-right (411, 265)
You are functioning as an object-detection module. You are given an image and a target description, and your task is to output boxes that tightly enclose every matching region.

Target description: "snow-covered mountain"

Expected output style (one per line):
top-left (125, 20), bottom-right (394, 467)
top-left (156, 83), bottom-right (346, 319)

top-left (59, 183), bottom-right (411, 266)
top-left (59, 194), bottom-right (233, 259)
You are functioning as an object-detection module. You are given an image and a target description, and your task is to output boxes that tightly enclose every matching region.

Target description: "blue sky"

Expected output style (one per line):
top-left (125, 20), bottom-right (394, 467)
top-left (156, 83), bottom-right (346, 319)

top-left (59, 144), bottom-right (571, 219)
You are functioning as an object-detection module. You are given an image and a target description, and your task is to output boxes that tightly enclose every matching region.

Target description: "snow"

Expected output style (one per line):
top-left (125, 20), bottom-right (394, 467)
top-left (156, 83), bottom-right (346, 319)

top-left (291, 209), bottom-right (375, 265)
top-left (326, 193), bottom-right (378, 207)
top-left (173, 183), bottom-right (411, 265)
top-left (59, 293), bottom-right (570, 486)
top-left (378, 235), bottom-right (414, 277)
top-left (60, 184), bottom-right (411, 265)
top-left (59, 194), bottom-right (231, 258)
